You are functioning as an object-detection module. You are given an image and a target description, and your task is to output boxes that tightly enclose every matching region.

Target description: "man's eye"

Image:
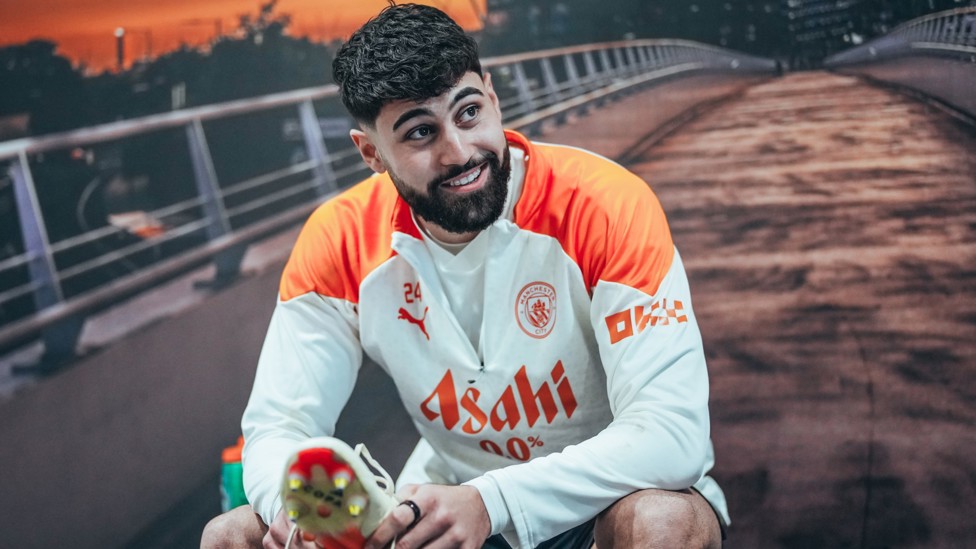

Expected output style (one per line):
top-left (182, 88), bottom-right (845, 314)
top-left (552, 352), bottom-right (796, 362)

top-left (407, 126), bottom-right (432, 140)
top-left (459, 105), bottom-right (480, 122)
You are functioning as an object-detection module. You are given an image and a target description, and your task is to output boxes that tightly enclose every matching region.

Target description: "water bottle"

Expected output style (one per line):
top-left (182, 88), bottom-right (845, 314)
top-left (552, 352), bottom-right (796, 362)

top-left (220, 436), bottom-right (248, 512)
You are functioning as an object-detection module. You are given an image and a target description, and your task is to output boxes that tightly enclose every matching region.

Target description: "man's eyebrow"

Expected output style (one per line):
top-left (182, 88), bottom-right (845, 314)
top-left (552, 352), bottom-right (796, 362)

top-left (392, 107), bottom-right (433, 132)
top-left (450, 86), bottom-right (484, 108)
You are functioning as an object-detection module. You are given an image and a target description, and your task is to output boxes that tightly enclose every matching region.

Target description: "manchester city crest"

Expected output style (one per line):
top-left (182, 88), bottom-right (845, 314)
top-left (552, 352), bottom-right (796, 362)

top-left (515, 282), bottom-right (557, 339)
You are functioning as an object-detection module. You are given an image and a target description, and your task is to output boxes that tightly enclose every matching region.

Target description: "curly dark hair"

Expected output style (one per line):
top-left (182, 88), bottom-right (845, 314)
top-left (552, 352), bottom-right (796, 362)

top-left (332, 3), bottom-right (483, 126)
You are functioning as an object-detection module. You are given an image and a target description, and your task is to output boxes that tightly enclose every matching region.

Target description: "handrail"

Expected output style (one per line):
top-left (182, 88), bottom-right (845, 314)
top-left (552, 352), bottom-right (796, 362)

top-left (888, 6), bottom-right (976, 32)
top-left (484, 37), bottom-right (773, 67)
top-left (0, 197), bottom-right (324, 349)
top-left (0, 86), bottom-right (340, 160)
top-left (825, 7), bottom-right (976, 66)
top-left (0, 39), bottom-right (775, 359)
top-left (823, 7), bottom-right (976, 123)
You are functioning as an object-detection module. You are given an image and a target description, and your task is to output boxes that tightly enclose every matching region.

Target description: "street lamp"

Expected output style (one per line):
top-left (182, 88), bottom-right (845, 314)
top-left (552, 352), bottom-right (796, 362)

top-left (115, 27), bottom-right (125, 71)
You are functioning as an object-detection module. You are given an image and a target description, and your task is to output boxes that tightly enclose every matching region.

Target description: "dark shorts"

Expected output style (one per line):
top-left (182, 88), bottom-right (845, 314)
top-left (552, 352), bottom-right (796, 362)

top-left (482, 519), bottom-right (595, 549)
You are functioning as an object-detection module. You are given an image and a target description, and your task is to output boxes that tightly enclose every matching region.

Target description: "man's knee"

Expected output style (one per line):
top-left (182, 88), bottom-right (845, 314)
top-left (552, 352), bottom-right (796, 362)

top-left (200, 505), bottom-right (267, 549)
top-left (594, 489), bottom-right (721, 549)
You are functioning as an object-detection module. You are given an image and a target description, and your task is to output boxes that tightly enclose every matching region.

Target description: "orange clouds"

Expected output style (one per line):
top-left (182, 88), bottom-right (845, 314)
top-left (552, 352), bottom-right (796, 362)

top-left (0, 0), bottom-right (485, 72)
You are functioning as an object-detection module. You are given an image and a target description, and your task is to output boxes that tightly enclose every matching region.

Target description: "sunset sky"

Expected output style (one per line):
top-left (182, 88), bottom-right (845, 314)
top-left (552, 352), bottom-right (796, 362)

top-left (0, 0), bottom-right (485, 72)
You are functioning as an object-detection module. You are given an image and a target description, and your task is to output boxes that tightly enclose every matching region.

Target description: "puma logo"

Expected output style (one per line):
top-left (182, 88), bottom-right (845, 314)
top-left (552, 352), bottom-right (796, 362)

top-left (398, 307), bottom-right (430, 341)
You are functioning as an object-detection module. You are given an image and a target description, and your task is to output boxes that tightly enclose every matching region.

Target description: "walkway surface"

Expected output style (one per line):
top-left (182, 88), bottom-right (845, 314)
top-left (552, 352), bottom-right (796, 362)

top-left (609, 71), bottom-right (975, 548)
top-left (137, 70), bottom-right (975, 548)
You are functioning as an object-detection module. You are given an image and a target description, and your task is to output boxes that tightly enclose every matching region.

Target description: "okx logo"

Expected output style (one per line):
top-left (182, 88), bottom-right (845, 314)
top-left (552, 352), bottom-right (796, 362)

top-left (605, 299), bottom-right (687, 344)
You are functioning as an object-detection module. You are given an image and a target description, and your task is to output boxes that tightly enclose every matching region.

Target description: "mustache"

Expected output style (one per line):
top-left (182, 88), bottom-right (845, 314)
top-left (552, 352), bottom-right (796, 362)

top-left (429, 152), bottom-right (500, 190)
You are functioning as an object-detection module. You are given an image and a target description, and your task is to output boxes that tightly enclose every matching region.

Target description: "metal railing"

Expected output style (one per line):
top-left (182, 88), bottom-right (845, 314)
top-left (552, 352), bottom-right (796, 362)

top-left (0, 39), bottom-right (774, 362)
top-left (825, 7), bottom-right (976, 65)
top-left (824, 7), bottom-right (976, 120)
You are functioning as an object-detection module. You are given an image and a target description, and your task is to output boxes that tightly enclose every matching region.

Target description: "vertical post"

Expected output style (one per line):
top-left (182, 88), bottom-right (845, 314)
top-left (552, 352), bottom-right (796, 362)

top-left (624, 46), bottom-right (638, 74)
top-left (9, 152), bottom-right (83, 363)
top-left (598, 49), bottom-right (614, 80)
top-left (511, 62), bottom-right (536, 118)
top-left (185, 118), bottom-right (243, 286)
top-left (186, 119), bottom-right (230, 240)
top-left (539, 57), bottom-right (562, 104)
top-left (582, 50), bottom-right (599, 88)
top-left (571, 52), bottom-right (593, 117)
top-left (298, 99), bottom-right (337, 197)
top-left (635, 46), bottom-right (649, 69)
top-left (613, 47), bottom-right (627, 75)
top-left (563, 53), bottom-right (581, 92)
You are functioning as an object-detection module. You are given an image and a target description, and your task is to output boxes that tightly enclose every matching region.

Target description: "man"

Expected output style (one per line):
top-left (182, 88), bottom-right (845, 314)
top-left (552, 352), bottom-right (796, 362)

top-left (202, 4), bottom-right (728, 548)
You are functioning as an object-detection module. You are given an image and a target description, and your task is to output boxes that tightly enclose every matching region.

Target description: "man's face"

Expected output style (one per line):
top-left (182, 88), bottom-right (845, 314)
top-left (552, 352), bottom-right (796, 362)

top-left (351, 72), bottom-right (510, 240)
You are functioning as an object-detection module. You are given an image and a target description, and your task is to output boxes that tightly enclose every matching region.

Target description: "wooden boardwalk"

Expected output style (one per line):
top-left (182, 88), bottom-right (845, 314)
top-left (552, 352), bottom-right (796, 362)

top-left (618, 72), bottom-right (976, 548)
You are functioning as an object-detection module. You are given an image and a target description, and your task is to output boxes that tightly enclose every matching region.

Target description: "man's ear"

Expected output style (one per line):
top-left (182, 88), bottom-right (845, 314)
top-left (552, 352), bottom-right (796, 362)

top-left (350, 129), bottom-right (386, 173)
top-left (483, 72), bottom-right (501, 115)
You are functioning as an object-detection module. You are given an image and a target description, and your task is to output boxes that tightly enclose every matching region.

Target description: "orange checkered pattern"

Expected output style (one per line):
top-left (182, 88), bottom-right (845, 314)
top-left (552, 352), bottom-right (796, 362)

top-left (650, 299), bottom-right (687, 326)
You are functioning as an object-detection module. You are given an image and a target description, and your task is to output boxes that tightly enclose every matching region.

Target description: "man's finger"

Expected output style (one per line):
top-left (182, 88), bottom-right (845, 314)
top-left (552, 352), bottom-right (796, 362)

top-left (363, 502), bottom-right (421, 549)
top-left (264, 516), bottom-right (317, 549)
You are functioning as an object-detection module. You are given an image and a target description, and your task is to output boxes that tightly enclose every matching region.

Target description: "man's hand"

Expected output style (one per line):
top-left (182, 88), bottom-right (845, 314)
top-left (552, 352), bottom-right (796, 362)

top-left (364, 484), bottom-right (491, 549)
top-left (263, 509), bottom-right (319, 549)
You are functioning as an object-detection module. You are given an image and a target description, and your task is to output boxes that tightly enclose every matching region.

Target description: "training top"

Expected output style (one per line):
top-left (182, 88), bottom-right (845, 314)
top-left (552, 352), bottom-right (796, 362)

top-left (241, 130), bottom-right (729, 548)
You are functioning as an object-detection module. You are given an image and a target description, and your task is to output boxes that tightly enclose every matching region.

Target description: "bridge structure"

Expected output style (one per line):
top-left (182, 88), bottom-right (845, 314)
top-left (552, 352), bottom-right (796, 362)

top-left (0, 8), bottom-right (974, 548)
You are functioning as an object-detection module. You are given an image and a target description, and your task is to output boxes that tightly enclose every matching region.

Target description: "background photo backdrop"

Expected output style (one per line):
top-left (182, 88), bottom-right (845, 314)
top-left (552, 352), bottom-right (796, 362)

top-left (0, 1), bottom-right (974, 547)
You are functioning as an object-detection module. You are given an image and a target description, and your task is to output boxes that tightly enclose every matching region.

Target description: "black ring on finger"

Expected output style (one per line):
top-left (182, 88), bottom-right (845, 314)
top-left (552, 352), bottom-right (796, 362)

top-left (399, 499), bottom-right (422, 529)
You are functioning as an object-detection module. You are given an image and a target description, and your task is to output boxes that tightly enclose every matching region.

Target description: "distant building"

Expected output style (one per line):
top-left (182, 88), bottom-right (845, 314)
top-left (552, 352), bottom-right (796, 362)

top-left (484, 0), bottom-right (976, 67)
top-left (784, 0), bottom-right (976, 68)
top-left (783, 0), bottom-right (866, 68)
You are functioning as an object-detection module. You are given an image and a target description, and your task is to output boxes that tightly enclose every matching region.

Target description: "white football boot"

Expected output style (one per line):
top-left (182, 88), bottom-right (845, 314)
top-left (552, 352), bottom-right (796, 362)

top-left (281, 438), bottom-right (397, 548)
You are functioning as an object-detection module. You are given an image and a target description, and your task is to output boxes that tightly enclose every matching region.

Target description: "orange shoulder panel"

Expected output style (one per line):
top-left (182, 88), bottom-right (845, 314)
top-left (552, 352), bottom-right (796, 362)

top-left (279, 175), bottom-right (410, 303)
top-left (509, 132), bottom-right (674, 297)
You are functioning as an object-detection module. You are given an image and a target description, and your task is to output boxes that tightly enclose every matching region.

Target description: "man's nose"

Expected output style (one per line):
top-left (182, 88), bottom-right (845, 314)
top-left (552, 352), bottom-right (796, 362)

top-left (437, 127), bottom-right (472, 167)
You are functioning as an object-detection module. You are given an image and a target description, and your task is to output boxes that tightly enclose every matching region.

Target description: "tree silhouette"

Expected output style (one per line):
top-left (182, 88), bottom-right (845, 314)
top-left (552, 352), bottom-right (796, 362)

top-left (0, 40), bottom-right (89, 136)
top-left (204, 0), bottom-right (330, 103)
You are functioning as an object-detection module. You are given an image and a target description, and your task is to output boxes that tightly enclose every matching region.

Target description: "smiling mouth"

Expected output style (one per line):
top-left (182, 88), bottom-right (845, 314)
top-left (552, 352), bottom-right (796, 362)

top-left (442, 163), bottom-right (485, 189)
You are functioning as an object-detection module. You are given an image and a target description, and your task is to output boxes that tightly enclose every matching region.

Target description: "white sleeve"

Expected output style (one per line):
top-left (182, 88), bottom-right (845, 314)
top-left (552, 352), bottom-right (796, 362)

top-left (241, 292), bottom-right (362, 525)
top-left (466, 250), bottom-right (711, 548)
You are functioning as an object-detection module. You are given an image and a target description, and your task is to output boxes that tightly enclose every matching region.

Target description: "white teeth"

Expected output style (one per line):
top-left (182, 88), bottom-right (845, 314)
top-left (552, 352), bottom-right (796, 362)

top-left (448, 167), bottom-right (482, 187)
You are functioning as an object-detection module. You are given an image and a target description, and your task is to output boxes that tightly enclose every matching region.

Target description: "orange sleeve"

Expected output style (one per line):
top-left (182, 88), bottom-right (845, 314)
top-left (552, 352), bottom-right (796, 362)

top-left (578, 169), bottom-right (674, 296)
top-left (279, 177), bottom-right (402, 303)
top-left (514, 140), bottom-right (674, 296)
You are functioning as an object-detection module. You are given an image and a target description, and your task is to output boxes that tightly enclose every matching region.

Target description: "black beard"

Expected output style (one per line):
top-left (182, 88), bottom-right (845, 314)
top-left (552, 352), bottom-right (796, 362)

top-left (391, 148), bottom-right (511, 235)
